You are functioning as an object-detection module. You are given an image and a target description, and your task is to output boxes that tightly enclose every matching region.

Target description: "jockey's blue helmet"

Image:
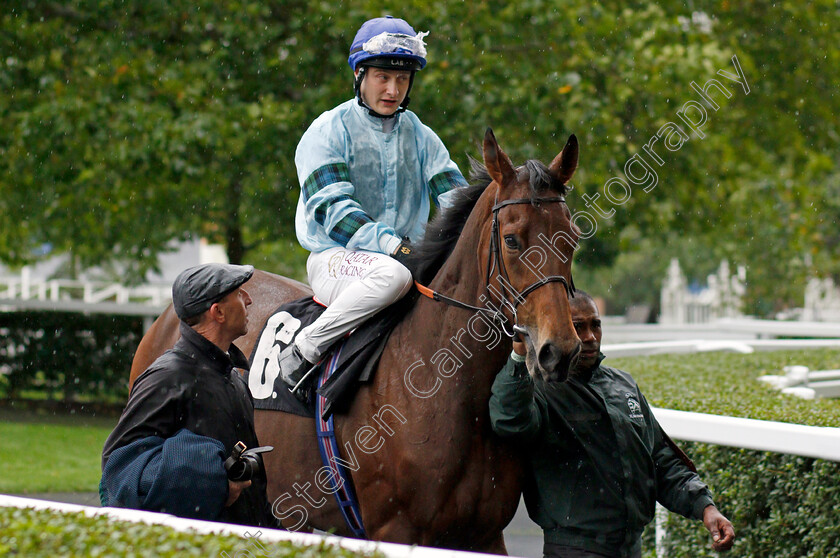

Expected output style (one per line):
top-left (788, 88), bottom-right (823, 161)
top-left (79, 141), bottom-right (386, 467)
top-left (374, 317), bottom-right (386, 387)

top-left (348, 16), bottom-right (428, 73)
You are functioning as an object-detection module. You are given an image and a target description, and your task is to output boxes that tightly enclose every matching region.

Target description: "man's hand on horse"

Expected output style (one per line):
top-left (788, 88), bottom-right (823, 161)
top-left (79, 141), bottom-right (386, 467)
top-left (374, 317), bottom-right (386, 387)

top-left (703, 504), bottom-right (736, 552)
top-left (512, 334), bottom-right (527, 357)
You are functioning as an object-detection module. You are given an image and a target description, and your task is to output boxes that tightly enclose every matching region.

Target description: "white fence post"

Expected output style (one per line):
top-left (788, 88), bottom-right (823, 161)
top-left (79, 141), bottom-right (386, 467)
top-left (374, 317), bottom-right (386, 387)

top-left (21, 265), bottom-right (31, 299)
top-left (0, 268), bottom-right (172, 313)
top-left (655, 503), bottom-right (668, 558)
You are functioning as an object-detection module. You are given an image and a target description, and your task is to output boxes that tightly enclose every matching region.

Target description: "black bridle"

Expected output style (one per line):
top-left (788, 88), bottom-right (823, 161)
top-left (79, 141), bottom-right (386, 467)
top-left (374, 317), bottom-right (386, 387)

top-left (415, 194), bottom-right (575, 337)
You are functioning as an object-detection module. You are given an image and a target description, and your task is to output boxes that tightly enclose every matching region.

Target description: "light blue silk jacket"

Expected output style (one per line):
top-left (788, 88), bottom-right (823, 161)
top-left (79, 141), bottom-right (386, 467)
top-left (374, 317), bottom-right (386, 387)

top-left (294, 99), bottom-right (467, 254)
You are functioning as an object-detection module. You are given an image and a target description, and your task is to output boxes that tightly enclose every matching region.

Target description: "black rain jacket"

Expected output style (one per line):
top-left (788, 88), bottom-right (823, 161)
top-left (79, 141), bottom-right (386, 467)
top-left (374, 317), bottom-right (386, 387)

top-left (102, 321), bottom-right (276, 527)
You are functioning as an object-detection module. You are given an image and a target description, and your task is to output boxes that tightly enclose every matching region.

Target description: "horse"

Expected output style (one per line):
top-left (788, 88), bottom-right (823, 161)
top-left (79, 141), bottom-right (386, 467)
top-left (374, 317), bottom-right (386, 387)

top-left (129, 129), bottom-right (581, 553)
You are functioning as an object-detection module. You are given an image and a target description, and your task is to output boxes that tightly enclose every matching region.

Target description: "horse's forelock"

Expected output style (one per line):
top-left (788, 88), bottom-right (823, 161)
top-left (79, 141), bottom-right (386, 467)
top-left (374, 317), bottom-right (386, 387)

top-left (470, 156), bottom-right (568, 196)
top-left (520, 159), bottom-right (570, 196)
top-left (468, 155), bottom-right (492, 187)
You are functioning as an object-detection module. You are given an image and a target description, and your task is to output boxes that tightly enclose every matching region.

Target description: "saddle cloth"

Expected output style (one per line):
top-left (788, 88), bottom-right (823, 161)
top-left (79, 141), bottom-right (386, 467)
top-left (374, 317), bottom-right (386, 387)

top-left (245, 294), bottom-right (413, 419)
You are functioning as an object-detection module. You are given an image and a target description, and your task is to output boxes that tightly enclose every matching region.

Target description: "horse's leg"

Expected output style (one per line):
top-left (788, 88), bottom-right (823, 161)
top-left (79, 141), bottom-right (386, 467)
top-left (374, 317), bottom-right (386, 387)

top-left (254, 410), bottom-right (350, 534)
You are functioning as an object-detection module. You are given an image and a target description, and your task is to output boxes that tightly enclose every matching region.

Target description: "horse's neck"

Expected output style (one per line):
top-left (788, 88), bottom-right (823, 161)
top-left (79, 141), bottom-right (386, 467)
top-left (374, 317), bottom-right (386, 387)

top-left (396, 197), bottom-right (512, 403)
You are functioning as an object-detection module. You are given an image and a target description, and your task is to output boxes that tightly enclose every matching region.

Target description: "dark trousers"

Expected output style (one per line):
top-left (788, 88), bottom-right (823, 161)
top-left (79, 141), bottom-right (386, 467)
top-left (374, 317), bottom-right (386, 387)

top-left (543, 543), bottom-right (641, 558)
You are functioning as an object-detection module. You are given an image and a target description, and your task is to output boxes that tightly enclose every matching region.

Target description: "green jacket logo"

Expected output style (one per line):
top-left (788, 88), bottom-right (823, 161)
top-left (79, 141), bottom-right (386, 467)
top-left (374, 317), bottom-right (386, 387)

top-left (626, 394), bottom-right (644, 419)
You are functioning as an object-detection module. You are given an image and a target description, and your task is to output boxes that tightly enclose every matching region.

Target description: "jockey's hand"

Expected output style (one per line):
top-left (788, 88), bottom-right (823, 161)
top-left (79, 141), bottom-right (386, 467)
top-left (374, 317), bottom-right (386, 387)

top-left (391, 241), bottom-right (414, 271)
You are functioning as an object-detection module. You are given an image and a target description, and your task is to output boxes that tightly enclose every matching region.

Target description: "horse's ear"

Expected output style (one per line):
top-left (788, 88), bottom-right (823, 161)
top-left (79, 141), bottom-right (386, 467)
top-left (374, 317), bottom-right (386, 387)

top-left (549, 134), bottom-right (578, 185)
top-left (483, 128), bottom-right (517, 190)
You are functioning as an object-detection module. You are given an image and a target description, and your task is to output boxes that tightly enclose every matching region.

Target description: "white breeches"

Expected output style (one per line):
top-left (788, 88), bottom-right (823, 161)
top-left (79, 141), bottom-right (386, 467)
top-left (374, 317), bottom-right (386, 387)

top-left (294, 247), bottom-right (413, 363)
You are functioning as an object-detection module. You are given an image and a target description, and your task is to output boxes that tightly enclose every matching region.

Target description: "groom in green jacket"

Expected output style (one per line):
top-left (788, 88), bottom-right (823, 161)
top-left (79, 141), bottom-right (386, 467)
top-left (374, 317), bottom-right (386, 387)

top-left (489, 290), bottom-right (735, 558)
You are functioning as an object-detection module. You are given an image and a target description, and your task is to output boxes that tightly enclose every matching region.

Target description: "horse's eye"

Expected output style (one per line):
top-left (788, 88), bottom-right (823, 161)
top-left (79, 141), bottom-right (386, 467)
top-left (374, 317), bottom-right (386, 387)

top-left (503, 235), bottom-right (520, 250)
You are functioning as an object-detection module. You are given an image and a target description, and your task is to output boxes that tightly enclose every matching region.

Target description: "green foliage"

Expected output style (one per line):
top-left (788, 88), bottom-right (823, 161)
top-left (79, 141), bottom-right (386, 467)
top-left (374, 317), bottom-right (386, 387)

top-left (611, 348), bottom-right (840, 427)
top-left (0, 421), bottom-right (113, 493)
top-left (0, 1), bottom-right (838, 302)
top-left (574, 232), bottom-right (726, 313)
top-left (614, 348), bottom-right (840, 557)
top-left (655, 445), bottom-right (840, 558)
top-left (0, 311), bottom-right (141, 401)
top-left (0, 506), bottom-right (379, 558)
top-left (0, 1), bottom-right (319, 275)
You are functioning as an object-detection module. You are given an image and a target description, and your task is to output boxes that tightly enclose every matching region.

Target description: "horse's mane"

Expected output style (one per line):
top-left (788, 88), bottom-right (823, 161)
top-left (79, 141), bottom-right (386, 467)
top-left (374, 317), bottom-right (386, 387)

top-left (409, 156), bottom-right (570, 283)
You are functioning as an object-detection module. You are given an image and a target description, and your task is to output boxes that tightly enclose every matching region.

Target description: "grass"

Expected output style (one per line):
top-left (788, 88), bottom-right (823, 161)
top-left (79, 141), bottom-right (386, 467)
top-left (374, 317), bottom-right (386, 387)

top-left (610, 347), bottom-right (840, 427)
top-left (0, 417), bottom-right (115, 494)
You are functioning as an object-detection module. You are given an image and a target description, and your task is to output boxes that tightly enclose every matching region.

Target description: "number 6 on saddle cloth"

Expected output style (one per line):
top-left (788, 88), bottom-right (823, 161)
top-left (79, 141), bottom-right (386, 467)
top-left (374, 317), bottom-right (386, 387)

top-left (245, 294), bottom-right (411, 420)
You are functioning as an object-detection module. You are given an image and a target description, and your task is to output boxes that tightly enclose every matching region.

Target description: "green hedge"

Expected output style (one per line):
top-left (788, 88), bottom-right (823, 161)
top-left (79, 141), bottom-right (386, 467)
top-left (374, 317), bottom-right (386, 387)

top-left (610, 348), bottom-right (840, 558)
top-left (0, 311), bottom-right (143, 401)
top-left (610, 348), bottom-right (840, 427)
top-left (0, 506), bottom-right (378, 558)
top-left (656, 444), bottom-right (840, 558)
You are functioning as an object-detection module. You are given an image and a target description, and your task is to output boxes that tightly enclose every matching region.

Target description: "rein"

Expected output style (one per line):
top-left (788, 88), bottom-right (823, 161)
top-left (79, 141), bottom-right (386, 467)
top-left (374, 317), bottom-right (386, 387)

top-left (414, 195), bottom-right (575, 338)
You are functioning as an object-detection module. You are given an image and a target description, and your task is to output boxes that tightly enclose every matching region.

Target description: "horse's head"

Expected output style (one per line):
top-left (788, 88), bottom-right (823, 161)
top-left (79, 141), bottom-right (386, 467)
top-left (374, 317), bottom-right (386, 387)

top-left (482, 128), bottom-right (581, 382)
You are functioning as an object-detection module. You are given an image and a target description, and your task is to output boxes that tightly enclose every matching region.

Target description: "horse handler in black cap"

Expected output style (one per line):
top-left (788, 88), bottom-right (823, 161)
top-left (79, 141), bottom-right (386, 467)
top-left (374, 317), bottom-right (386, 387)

top-left (101, 263), bottom-right (279, 527)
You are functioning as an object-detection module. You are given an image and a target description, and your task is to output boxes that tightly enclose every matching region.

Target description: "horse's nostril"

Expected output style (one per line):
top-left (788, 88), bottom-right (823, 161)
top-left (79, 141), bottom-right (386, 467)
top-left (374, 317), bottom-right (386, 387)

top-left (538, 343), bottom-right (562, 373)
top-left (539, 342), bottom-right (580, 381)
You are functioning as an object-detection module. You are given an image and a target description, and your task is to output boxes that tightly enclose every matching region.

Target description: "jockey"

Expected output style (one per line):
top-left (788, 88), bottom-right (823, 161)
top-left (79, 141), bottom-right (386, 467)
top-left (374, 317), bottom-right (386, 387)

top-left (278, 16), bottom-right (468, 393)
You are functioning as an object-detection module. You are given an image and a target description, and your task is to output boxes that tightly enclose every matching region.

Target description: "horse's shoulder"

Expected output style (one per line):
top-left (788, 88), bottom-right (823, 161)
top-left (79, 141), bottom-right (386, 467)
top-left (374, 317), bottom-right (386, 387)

top-left (251, 268), bottom-right (310, 289)
top-left (247, 270), bottom-right (313, 306)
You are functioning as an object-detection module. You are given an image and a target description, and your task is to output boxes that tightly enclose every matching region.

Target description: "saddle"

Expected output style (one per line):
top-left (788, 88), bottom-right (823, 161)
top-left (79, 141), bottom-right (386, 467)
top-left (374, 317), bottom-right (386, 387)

top-left (245, 293), bottom-right (414, 420)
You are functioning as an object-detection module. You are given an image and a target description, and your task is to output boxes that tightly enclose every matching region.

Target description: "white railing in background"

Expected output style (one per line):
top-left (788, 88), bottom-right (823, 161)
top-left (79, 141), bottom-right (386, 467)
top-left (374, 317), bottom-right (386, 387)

top-left (652, 408), bottom-right (840, 461)
top-left (715, 317), bottom-right (840, 338)
top-left (601, 317), bottom-right (840, 347)
top-left (603, 337), bottom-right (840, 358)
top-left (651, 408), bottom-right (840, 558)
top-left (759, 365), bottom-right (840, 399)
top-left (0, 266), bottom-right (170, 309)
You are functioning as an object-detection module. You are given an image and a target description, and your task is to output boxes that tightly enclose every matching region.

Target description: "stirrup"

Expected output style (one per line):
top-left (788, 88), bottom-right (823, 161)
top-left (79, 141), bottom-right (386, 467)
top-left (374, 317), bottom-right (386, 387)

top-left (278, 344), bottom-right (313, 384)
top-left (288, 365), bottom-right (319, 402)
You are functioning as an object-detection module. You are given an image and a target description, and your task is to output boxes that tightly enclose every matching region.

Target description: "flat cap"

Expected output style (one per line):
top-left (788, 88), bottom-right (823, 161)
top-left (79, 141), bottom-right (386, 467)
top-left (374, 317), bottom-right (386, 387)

top-left (172, 263), bottom-right (254, 320)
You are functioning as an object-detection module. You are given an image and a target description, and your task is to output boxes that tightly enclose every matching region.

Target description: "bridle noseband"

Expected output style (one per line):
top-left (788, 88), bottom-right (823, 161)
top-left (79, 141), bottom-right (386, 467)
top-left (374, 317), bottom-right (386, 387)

top-left (415, 194), bottom-right (575, 338)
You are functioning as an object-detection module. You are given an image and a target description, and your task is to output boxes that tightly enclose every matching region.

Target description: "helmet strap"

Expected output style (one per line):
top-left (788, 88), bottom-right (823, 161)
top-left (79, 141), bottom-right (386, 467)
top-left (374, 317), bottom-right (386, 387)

top-left (399, 71), bottom-right (416, 111)
top-left (353, 66), bottom-right (366, 98)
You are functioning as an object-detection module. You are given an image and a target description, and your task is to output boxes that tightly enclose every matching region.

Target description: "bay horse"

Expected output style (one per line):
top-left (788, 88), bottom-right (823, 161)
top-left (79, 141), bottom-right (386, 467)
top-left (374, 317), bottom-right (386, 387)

top-left (129, 129), bottom-right (581, 553)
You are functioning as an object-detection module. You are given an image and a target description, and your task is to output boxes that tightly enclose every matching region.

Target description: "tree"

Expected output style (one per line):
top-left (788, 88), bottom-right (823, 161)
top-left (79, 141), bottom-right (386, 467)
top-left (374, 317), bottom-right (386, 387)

top-left (1, 2), bottom-right (329, 277)
top-left (1, 0), bottom-right (837, 315)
